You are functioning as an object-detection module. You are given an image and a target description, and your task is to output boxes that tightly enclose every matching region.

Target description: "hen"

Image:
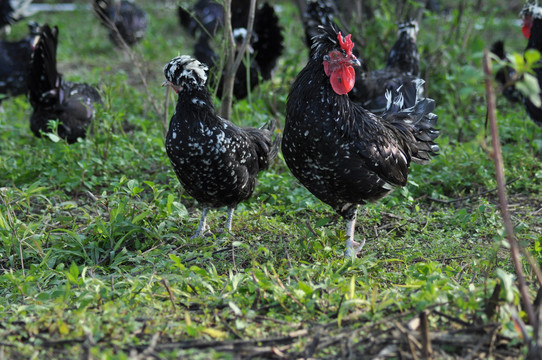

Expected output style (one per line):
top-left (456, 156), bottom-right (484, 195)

top-left (283, 25), bottom-right (439, 256)
top-left (520, 3), bottom-right (542, 128)
top-left (27, 24), bottom-right (102, 143)
top-left (0, 21), bottom-right (40, 102)
top-left (349, 20), bottom-right (422, 113)
top-left (162, 55), bottom-right (280, 237)
top-left (93, 0), bottom-right (147, 47)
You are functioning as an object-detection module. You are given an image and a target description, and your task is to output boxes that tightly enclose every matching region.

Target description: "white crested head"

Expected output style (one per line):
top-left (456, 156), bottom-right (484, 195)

top-left (397, 20), bottom-right (418, 40)
top-left (163, 55), bottom-right (208, 89)
top-left (522, 3), bottom-right (542, 19)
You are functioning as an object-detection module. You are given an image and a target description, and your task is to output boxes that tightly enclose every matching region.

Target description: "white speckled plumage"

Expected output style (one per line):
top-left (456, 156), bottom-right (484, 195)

top-left (163, 55), bottom-right (280, 238)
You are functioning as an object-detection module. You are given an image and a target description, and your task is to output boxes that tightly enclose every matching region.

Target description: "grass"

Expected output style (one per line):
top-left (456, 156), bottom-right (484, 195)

top-left (1, 0), bottom-right (542, 358)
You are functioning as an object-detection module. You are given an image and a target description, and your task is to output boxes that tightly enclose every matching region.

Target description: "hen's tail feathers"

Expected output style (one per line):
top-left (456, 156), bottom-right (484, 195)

top-left (384, 79), bottom-right (440, 165)
top-left (246, 118), bottom-right (281, 171)
top-left (28, 24), bottom-right (59, 107)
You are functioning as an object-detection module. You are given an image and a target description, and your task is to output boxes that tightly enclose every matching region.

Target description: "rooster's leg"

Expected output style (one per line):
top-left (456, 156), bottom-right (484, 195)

top-left (192, 207), bottom-right (209, 238)
top-left (224, 207), bottom-right (234, 233)
top-left (344, 208), bottom-right (365, 257)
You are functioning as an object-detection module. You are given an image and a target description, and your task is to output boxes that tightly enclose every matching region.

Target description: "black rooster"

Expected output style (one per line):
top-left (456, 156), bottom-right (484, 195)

top-left (162, 55), bottom-right (280, 237)
top-left (0, 21), bottom-right (40, 102)
top-left (520, 3), bottom-right (542, 128)
top-left (349, 20), bottom-right (422, 113)
top-left (283, 25), bottom-right (439, 256)
top-left (0, 0), bottom-right (33, 32)
top-left (27, 24), bottom-right (102, 143)
top-left (93, 0), bottom-right (147, 47)
top-left (180, 0), bottom-right (284, 99)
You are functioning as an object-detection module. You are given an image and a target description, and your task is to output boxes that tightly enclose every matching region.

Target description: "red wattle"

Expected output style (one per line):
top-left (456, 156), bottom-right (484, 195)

top-left (330, 66), bottom-right (355, 95)
top-left (522, 24), bottom-right (531, 39)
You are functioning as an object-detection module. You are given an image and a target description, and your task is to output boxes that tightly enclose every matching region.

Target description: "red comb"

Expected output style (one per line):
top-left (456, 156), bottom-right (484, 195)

top-left (338, 32), bottom-right (354, 55)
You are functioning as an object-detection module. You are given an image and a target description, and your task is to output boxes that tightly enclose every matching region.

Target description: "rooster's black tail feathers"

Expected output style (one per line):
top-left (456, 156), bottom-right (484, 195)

top-left (384, 79), bottom-right (440, 165)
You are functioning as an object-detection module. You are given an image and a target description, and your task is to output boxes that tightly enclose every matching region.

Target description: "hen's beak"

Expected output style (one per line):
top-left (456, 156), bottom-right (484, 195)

top-left (162, 80), bottom-right (170, 87)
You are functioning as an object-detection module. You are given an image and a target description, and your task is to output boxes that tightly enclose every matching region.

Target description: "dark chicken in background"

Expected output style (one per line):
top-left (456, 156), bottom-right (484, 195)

top-left (283, 25), bottom-right (439, 257)
top-left (162, 55), bottom-right (280, 238)
top-left (178, 0), bottom-right (223, 38)
top-left (0, 0), bottom-right (33, 32)
top-left (93, 0), bottom-right (147, 47)
top-left (0, 21), bottom-right (40, 102)
top-left (491, 40), bottom-right (523, 104)
top-left (27, 24), bottom-right (102, 143)
top-left (520, 3), bottom-right (542, 128)
top-left (349, 20), bottom-right (422, 113)
top-left (179, 0), bottom-right (284, 100)
top-left (303, 0), bottom-right (338, 49)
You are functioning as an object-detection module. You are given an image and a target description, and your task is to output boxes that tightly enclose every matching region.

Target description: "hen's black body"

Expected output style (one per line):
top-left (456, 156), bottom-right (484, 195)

top-left (0, 22), bottom-right (39, 101)
top-left (491, 40), bottom-right (523, 104)
top-left (28, 24), bottom-right (102, 143)
top-left (93, 0), bottom-right (147, 47)
top-left (283, 25), bottom-right (439, 256)
top-left (181, 0), bottom-right (283, 99)
top-left (163, 55), bottom-right (280, 237)
top-left (350, 20), bottom-right (421, 112)
top-left (522, 5), bottom-right (542, 128)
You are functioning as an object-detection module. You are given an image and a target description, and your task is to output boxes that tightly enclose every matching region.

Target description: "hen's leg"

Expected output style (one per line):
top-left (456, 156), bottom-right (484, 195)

top-left (224, 207), bottom-right (234, 233)
top-left (192, 207), bottom-right (209, 238)
top-left (344, 208), bottom-right (365, 257)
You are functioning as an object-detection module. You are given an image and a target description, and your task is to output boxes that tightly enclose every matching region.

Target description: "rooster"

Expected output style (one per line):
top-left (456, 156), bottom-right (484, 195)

top-left (283, 25), bottom-right (439, 256)
top-left (93, 0), bottom-right (147, 47)
top-left (0, 22), bottom-right (40, 102)
top-left (162, 55), bottom-right (280, 237)
top-left (349, 20), bottom-right (422, 113)
top-left (520, 3), bottom-right (542, 128)
top-left (27, 24), bottom-right (102, 143)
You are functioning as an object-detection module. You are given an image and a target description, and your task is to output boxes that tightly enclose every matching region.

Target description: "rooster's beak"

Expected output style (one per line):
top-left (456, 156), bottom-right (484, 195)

top-left (350, 58), bottom-right (361, 67)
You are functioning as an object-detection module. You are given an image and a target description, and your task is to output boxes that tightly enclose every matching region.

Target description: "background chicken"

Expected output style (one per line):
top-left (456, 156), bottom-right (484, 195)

top-left (162, 55), bottom-right (280, 238)
top-left (93, 0), bottom-right (147, 47)
top-left (179, 0), bottom-right (284, 100)
top-left (0, 22), bottom-right (40, 102)
top-left (0, 0), bottom-right (33, 33)
top-left (491, 40), bottom-right (523, 104)
top-left (27, 24), bottom-right (102, 143)
top-left (520, 3), bottom-right (542, 128)
top-left (349, 20), bottom-right (422, 113)
top-left (283, 25), bottom-right (439, 256)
